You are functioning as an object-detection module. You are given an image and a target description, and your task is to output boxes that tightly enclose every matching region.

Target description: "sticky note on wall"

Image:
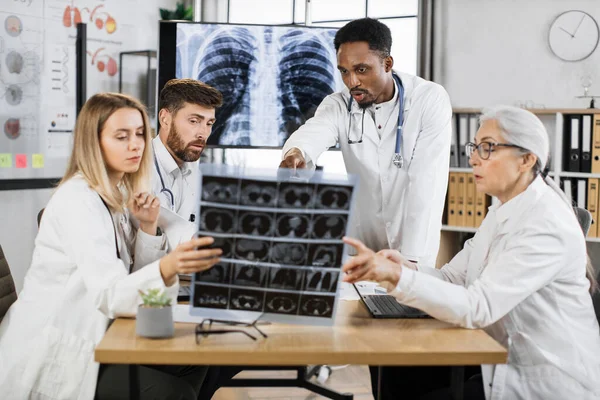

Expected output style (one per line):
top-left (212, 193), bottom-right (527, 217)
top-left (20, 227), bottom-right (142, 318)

top-left (32, 154), bottom-right (44, 168)
top-left (0, 153), bottom-right (11, 168)
top-left (15, 154), bottom-right (27, 168)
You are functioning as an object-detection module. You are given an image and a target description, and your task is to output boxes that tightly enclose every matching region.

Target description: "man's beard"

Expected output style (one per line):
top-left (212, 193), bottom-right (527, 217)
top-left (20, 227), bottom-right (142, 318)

top-left (166, 124), bottom-right (206, 162)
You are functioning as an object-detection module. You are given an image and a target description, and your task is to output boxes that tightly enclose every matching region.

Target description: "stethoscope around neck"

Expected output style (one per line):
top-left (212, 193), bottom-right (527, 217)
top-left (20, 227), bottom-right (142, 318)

top-left (346, 72), bottom-right (405, 168)
top-left (153, 148), bottom-right (175, 210)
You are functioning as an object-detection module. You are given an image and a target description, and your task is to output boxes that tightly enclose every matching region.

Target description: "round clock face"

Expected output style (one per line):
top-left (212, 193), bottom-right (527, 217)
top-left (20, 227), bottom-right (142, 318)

top-left (548, 10), bottom-right (599, 61)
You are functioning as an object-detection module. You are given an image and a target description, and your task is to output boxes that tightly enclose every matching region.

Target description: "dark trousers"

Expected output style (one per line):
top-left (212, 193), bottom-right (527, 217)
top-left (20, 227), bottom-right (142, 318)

top-left (95, 364), bottom-right (209, 400)
top-left (197, 365), bottom-right (244, 399)
top-left (370, 365), bottom-right (485, 400)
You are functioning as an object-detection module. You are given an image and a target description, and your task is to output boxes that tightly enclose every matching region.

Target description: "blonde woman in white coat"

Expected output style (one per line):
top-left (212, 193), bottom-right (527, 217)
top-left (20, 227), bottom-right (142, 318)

top-left (342, 106), bottom-right (600, 400)
top-left (0, 93), bottom-right (222, 400)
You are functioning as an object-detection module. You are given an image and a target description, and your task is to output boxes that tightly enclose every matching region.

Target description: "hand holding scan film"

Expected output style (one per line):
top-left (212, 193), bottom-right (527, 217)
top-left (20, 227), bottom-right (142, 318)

top-left (159, 236), bottom-right (222, 286)
top-left (190, 164), bottom-right (358, 325)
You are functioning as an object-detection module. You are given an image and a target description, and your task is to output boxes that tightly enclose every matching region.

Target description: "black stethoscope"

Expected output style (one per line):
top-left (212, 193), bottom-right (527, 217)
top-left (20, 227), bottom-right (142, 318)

top-left (346, 72), bottom-right (405, 168)
top-left (153, 148), bottom-right (175, 210)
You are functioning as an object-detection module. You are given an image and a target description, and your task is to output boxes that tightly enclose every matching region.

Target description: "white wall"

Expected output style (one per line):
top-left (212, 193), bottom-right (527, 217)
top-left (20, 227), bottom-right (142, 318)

top-left (0, 0), bottom-right (177, 292)
top-left (437, 0), bottom-right (600, 109)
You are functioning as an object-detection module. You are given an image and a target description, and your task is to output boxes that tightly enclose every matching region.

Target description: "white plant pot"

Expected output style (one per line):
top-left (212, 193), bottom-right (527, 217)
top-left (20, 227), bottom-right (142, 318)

top-left (136, 305), bottom-right (174, 338)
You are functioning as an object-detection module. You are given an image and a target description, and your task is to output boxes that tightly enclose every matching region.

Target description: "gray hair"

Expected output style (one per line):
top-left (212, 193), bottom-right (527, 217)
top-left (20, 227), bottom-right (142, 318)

top-left (480, 105), bottom-right (597, 293)
top-left (479, 105), bottom-right (570, 207)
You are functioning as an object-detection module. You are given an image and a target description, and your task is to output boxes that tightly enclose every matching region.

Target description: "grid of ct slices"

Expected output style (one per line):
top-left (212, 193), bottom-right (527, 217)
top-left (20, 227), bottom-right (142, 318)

top-left (193, 176), bottom-right (354, 318)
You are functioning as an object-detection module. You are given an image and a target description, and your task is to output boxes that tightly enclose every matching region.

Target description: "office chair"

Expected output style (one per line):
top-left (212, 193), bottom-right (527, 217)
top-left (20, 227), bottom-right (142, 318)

top-left (0, 245), bottom-right (17, 323)
top-left (37, 208), bottom-right (45, 228)
top-left (573, 206), bottom-right (592, 236)
top-left (572, 207), bottom-right (600, 323)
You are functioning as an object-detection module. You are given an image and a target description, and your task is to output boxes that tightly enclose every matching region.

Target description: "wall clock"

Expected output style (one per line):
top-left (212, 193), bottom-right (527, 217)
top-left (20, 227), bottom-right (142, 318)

top-left (548, 10), bottom-right (599, 61)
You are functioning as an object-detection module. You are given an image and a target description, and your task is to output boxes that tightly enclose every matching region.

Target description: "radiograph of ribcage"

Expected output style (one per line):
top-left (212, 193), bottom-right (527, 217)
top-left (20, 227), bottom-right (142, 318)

top-left (232, 265), bottom-right (267, 288)
top-left (179, 24), bottom-right (339, 146)
top-left (278, 29), bottom-right (337, 137)
top-left (238, 211), bottom-right (273, 236)
top-left (308, 244), bottom-right (343, 268)
top-left (200, 208), bottom-right (236, 234)
top-left (265, 292), bottom-right (299, 315)
top-left (196, 27), bottom-right (258, 145)
top-left (202, 177), bottom-right (240, 204)
top-left (234, 239), bottom-right (270, 262)
top-left (305, 270), bottom-right (338, 293)
top-left (195, 263), bottom-right (231, 284)
top-left (311, 215), bottom-right (347, 239)
top-left (276, 213), bottom-right (310, 238)
top-left (193, 285), bottom-right (229, 309)
top-left (240, 180), bottom-right (278, 207)
top-left (269, 268), bottom-right (303, 291)
top-left (230, 288), bottom-right (265, 312)
top-left (316, 186), bottom-right (351, 210)
top-left (299, 295), bottom-right (334, 318)
top-left (270, 242), bottom-right (308, 266)
top-left (278, 183), bottom-right (314, 208)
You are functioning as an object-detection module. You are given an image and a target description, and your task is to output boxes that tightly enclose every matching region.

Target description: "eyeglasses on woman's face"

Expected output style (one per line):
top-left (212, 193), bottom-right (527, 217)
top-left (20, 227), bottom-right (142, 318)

top-left (465, 141), bottom-right (526, 160)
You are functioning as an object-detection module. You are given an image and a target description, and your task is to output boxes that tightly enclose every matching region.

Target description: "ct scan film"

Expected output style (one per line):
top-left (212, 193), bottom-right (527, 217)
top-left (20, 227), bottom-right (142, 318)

top-left (190, 164), bottom-right (358, 325)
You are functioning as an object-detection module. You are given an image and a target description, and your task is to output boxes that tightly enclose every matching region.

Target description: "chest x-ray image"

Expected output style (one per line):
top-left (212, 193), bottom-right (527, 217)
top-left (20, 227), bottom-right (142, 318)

top-left (276, 214), bottom-right (310, 238)
top-left (265, 292), bottom-right (300, 315)
top-left (200, 207), bottom-right (237, 234)
top-left (191, 165), bottom-right (358, 325)
top-left (176, 23), bottom-right (344, 147)
top-left (241, 180), bottom-right (278, 207)
top-left (233, 264), bottom-right (268, 288)
top-left (238, 210), bottom-right (274, 236)
top-left (194, 262), bottom-right (231, 284)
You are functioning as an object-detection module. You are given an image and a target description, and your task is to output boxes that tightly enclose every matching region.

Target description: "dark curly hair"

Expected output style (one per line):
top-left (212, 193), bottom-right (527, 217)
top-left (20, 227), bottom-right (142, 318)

top-left (333, 18), bottom-right (392, 58)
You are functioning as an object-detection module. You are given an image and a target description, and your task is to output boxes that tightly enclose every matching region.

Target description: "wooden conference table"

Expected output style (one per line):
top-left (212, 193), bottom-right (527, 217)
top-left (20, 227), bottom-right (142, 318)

top-left (95, 300), bottom-right (507, 400)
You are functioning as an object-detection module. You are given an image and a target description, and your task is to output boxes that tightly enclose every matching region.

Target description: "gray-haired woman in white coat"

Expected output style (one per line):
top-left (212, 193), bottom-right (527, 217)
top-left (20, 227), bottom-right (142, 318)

top-left (343, 106), bottom-right (600, 400)
top-left (0, 93), bottom-right (222, 399)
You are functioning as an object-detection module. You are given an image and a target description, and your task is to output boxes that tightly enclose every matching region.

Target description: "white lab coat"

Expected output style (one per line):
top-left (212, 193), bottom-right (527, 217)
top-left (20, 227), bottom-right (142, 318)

top-left (282, 72), bottom-right (452, 265)
top-left (390, 177), bottom-right (600, 399)
top-left (151, 135), bottom-right (200, 223)
top-left (0, 175), bottom-right (178, 399)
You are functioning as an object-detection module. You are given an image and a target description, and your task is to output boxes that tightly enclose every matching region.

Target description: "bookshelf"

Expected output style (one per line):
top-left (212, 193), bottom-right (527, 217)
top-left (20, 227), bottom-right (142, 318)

top-left (440, 108), bottom-right (600, 258)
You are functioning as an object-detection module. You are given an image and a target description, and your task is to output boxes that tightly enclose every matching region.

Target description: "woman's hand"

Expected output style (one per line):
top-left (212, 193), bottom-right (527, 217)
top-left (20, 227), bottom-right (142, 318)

top-left (342, 237), bottom-right (403, 290)
top-left (376, 249), bottom-right (418, 271)
top-left (159, 236), bottom-right (222, 286)
top-left (130, 192), bottom-right (160, 235)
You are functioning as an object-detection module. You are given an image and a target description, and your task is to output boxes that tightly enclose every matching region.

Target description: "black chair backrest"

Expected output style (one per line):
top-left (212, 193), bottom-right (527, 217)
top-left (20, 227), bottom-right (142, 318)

top-left (574, 206), bottom-right (592, 236)
top-left (0, 245), bottom-right (17, 323)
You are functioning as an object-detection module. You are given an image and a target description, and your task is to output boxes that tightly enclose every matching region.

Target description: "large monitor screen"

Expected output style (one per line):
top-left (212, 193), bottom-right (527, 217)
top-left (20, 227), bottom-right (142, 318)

top-left (158, 21), bottom-right (344, 148)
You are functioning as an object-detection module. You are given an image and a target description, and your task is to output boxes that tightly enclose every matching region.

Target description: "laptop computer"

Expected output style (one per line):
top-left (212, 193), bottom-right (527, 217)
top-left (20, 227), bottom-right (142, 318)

top-left (353, 283), bottom-right (431, 319)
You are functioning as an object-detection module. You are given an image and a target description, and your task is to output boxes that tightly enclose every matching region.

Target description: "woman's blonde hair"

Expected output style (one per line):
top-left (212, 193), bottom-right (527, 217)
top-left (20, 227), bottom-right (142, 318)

top-left (60, 92), bottom-right (153, 212)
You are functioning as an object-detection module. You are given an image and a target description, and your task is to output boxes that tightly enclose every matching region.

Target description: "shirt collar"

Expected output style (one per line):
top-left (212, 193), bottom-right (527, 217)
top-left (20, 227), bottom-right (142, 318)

top-left (493, 175), bottom-right (546, 224)
top-left (152, 135), bottom-right (194, 177)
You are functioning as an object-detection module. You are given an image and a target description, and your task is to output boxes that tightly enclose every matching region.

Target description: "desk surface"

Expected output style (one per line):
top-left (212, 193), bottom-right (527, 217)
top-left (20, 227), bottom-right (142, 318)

top-left (95, 301), bottom-right (507, 366)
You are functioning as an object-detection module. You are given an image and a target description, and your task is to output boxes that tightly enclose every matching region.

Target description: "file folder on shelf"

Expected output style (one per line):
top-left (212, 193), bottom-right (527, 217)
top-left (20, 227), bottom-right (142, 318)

top-left (456, 173), bottom-right (466, 226)
top-left (581, 115), bottom-right (592, 173)
top-left (566, 115), bottom-right (581, 172)
top-left (447, 172), bottom-right (458, 226)
top-left (592, 115), bottom-right (600, 174)
top-left (465, 174), bottom-right (476, 227)
top-left (587, 178), bottom-right (598, 237)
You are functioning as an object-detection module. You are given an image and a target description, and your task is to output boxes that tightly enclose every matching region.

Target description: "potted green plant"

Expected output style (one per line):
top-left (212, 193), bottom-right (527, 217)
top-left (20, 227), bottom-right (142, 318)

top-left (159, 2), bottom-right (194, 21)
top-left (136, 288), bottom-right (174, 338)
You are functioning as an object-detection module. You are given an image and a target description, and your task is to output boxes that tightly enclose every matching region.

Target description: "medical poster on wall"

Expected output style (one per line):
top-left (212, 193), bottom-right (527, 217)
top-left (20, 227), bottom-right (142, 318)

top-left (0, 0), bottom-right (152, 180)
top-left (190, 164), bottom-right (358, 326)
